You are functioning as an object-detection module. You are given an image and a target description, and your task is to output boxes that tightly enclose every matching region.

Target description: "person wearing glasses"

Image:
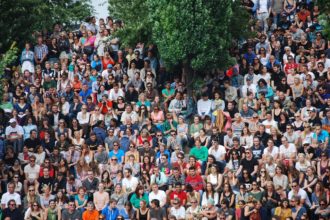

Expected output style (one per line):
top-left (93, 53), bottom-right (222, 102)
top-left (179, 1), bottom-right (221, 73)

top-left (62, 200), bottom-right (82, 219)
top-left (23, 185), bottom-right (41, 212)
top-left (235, 149), bottom-right (259, 180)
top-left (24, 202), bottom-right (44, 220)
top-left (23, 155), bottom-right (40, 194)
top-left (2, 199), bottom-right (23, 220)
top-left (288, 181), bottom-right (311, 207)
top-left (169, 198), bottom-right (185, 220)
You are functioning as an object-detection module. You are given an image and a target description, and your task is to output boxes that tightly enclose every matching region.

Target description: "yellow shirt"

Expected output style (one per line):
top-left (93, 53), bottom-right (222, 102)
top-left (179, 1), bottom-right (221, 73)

top-left (274, 207), bottom-right (292, 220)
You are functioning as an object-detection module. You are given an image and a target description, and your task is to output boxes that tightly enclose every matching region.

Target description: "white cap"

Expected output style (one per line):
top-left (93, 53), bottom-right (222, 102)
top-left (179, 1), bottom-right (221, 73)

top-left (9, 118), bottom-right (17, 123)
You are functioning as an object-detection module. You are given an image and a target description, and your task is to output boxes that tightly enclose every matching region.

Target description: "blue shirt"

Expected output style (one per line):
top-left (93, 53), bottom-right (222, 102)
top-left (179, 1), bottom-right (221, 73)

top-left (102, 206), bottom-right (119, 220)
top-left (79, 89), bottom-right (92, 103)
top-left (109, 149), bottom-right (125, 163)
top-left (313, 130), bottom-right (329, 144)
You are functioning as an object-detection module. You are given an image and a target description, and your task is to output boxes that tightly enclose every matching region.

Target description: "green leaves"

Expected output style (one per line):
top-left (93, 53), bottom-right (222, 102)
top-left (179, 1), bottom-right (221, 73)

top-left (0, 0), bottom-right (93, 51)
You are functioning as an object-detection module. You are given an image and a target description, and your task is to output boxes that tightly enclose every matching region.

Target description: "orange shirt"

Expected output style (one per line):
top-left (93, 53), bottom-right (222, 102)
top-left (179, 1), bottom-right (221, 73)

top-left (82, 210), bottom-right (99, 220)
top-left (72, 80), bottom-right (82, 91)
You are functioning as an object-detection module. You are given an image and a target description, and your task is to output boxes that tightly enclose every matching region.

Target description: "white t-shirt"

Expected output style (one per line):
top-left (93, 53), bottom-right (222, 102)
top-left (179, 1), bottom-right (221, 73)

top-left (1, 192), bottom-right (21, 208)
top-left (288, 189), bottom-right (311, 206)
top-left (149, 190), bottom-right (167, 207)
top-left (279, 144), bottom-right (297, 159)
top-left (122, 176), bottom-right (139, 193)
top-left (76, 112), bottom-right (90, 125)
top-left (263, 146), bottom-right (279, 158)
top-left (109, 88), bottom-right (124, 101)
top-left (262, 120), bottom-right (278, 133)
top-left (5, 125), bottom-right (24, 138)
top-left (208, 145), bottom-right (226, 161)
top-left (170, 206), bottom-right (186, 219)
top-left (24, 164), bottom-right (41, 180)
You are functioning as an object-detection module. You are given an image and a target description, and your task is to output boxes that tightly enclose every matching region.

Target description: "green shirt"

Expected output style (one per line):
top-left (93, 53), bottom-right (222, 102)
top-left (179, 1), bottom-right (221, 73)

top-left (190, 146), bottom-right (208, 162)
top-left (129, 193), bottom-right (149, 209)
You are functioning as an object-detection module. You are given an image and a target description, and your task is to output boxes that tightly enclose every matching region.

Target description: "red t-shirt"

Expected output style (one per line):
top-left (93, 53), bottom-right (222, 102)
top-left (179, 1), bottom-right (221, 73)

top-left (169, 191), bottom-right (187, 205)
top-left (98, 100), bottom-right (113, 114)
top-left (185, 174), bottom-right (204, 191)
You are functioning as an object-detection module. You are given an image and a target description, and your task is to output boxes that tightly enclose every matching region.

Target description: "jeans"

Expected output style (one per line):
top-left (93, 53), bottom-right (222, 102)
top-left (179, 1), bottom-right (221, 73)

top-left (257, 12), bottom-right (269, 32)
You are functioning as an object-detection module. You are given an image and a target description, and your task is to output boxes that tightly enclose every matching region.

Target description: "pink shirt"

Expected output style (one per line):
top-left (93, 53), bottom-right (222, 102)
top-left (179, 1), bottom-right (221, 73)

top-left (93, 191), bottom-right (109, 211)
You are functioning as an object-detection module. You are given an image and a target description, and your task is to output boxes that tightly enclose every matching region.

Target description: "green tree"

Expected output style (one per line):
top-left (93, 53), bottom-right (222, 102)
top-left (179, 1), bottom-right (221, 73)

top-left (317, 0), bottom-right (330, 39)
top-left (0, 42), bottom-right (19, 100)
top-left (0, 0), bottom-right (93, 52)
top-left (108, 0), bottom-right (152, 47)
top-left (147, 0), bottom-right (251, 90)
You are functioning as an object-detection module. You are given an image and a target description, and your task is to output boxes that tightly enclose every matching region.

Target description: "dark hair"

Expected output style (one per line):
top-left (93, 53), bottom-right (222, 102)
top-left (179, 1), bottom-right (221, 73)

top-left (151, 199), bottom-right (160, 207)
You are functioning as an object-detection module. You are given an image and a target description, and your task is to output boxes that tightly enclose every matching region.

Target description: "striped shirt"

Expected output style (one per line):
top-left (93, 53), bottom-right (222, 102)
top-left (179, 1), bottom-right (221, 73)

top-left (34, 44), bottom-right (48, 60)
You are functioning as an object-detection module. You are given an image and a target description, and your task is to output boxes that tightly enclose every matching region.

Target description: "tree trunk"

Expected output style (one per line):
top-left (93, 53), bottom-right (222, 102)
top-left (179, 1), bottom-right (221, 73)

top-left (182, 60), bottom-right (194, 96)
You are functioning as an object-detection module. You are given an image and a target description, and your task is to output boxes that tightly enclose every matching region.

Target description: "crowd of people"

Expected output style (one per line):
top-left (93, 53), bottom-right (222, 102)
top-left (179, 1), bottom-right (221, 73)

top-left (0, 0), bottom-right (330, 220)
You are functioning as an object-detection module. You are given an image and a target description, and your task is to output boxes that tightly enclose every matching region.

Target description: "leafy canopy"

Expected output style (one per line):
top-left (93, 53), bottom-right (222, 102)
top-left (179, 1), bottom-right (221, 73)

top-left (0, 0), bottom-right (93, 51)
top-left (109, 0), bottom-right (251, 70)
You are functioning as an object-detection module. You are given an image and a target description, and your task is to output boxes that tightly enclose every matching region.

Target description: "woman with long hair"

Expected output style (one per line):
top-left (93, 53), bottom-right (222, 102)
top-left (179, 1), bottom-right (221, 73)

top-left (23, 186), bottom-right (41, 212)
top-left (220, 183), bottom-right (235, 208)
top-left (317, 152), bottom-right (330, 181)
top-left (100, 170), bottom-right (112, 193)
top-left (248, 181), bottom-right (263, 202)
top-left (108, 156), bottom-right (122, 180)
top-left (303, 166), bottom-right (318, 197)
top-left (273, 166), bottom-right (288, 190)
top-left (76, 158), bottom-right (90, 181)
top-left (256, 168), bottom-right (271, 189)
top-left (40, 185), bottom-right (55, 210)
top-left (141, 155), bottom-right (155, 175)
top-left (74, 186), bottom-right (88, 210)
top-left (111, 184), bottom-right (127, 209)
top-left (136, 200), bottom-right (149, 220)
top-left (206, 165), bottom-right (223, 192)
top-left (201, 182), bottom-right (219, 207)
top-left (240, 126), bottom-right (253, 148)
top-left (274, 199), bottom-right (292, 220)
top-left (120, 201), bottom-right (136, 219)
top-left (130, 185), bottom-right (149, 209)
top-left (24, 202), bottom-right (44, 220)
top-left (56, 158), bottom-right (69, 178)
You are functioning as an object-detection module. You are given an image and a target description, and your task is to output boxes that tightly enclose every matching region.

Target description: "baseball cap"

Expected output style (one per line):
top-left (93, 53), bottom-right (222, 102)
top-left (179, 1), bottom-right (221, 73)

top-left (9, 118), bottom-right (17, 123)
top-left (107, 64), bottom-right (113, 69)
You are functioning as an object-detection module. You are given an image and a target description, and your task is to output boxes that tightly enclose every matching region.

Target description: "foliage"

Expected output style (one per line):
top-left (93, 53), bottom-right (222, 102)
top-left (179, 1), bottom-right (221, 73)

top-left (0, 0), bottom-right (93, 52)
top-left (147, 0), bottom-right (250, 71)
top-left (108, 0), bottom-right (152, 47)
top-left (0, 42), bottom-right (19, 99)
top-left (317, 0), bottom-right (330, 40)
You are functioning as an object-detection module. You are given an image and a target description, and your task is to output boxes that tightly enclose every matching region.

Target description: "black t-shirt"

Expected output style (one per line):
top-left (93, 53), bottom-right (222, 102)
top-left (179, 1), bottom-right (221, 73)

top-left (308, 116), bottom-right (322, 127)
top-left (298, 147), bottom-right (316, 160)
top-left (251, 146), bottom-right (264, 160)
top-left (240, 157), bottom-right (258, 175)
top-left (24, 138), bottom-right (41, 150)
top-left (139, 148), bottom-right (156, 162)
top-left (37, 176), bottom-right (55, 193)
top-left (271, 71), bottom-right (285, 88)
top-left (3, 208), bottom-right (23, 219)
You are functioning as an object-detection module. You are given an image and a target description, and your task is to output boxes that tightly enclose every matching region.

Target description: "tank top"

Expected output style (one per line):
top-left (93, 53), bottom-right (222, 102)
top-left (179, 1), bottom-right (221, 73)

top-left (138, 208), bottom-right (149, 220)
top-left (47, 208), bottom-right (58, 220)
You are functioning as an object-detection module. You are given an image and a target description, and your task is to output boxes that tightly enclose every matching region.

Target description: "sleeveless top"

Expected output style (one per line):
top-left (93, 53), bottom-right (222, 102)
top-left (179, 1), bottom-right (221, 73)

top-left (138, 208), bottom-right (149, 220)
top-left (47, 208), bottom-right (58, 220)
top-left (292, 121), bottom-right (304, 132)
